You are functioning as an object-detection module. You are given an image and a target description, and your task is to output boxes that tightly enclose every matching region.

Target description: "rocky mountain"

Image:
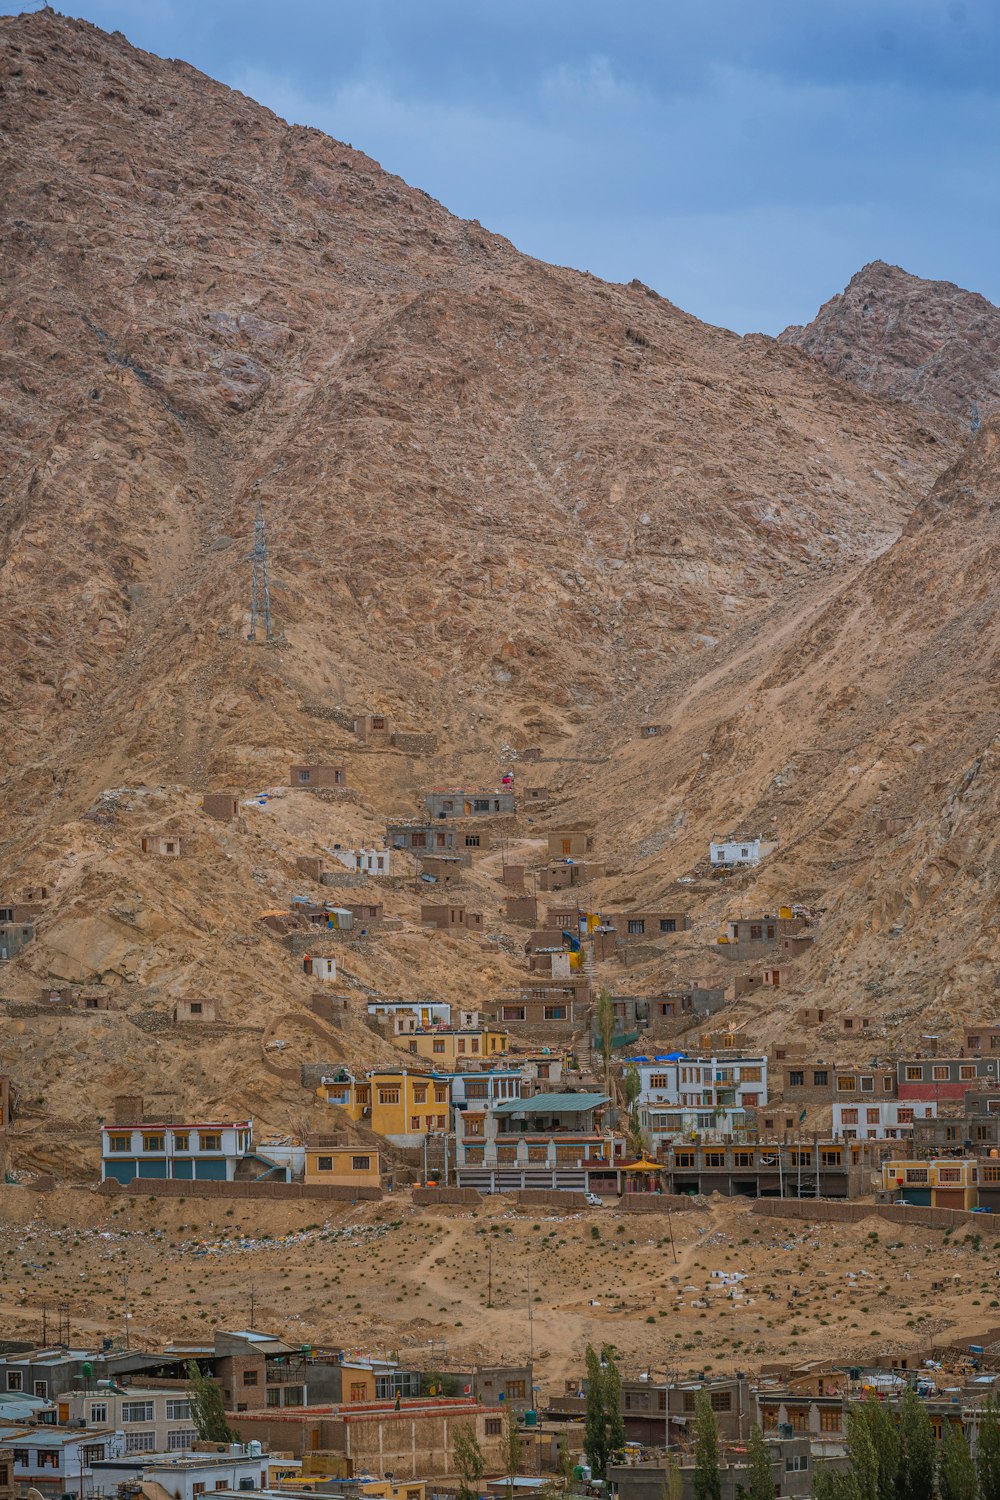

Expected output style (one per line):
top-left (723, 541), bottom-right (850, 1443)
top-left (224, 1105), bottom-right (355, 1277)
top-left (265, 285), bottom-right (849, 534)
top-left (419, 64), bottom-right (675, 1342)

top-left (2, 9), bottom-right (997, 1163)
top-left (780, 260), bottom-right (1000, 426)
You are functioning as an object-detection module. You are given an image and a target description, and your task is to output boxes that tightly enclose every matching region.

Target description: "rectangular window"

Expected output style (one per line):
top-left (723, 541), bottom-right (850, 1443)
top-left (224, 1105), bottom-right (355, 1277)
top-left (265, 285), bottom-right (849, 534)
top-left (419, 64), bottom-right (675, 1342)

top-left (167, 1431), bottom-right (198, 1450)
top-left (960, 1065), bottom-right (977, 1080)
top-left (906, 1066), bottom-right (923, 1081)
top-left (316, 1156), bottom-right (333, 1172)
top-left (867, 1109), bottom-right (880, 1124)
top-left (710, 1391), bottom-right (732, 1412)
top-left (437, 1114), bottom-right (446, 1128)
top-left (506, 1381), bottom-right (527, 1399)
top-left (906, 1168), bottom-right (929, 1184)
top-left (837, 1076), bottom-right (857, 1092)
top-left (90, 1402), bottom-right (108, 1423)
top-left (83, 1446), bottom-right (106, 1466)
top-left (659, 918), bottom-right (677, 933)
top-left (789, 1071), bottom-right (804, 1087)
top-left (166, 1400), bottom-right (191, 1420)
top-left (898, 1108), bottom-right (914, 1124)
top-left (433, 1040), bottom-right (446, 1053)
top-left (201, 1132), bottom-right (222, 1152)
top-left (125, 1432), bottom-right (157, 1453)
top-left (36, 1452), bottom-right (59, 1470)
top-left (122, 1402), bottom-right (155, 1423)
top-left (841, 1109), bottom-right (858, 1125)
top-left (6, 1373), bottom-right (22, 1392)
top-left (377, 1088), bottom-right (400, 1105)
top-left (675, 1151), bottom-right (695, 1169)
top-left (485, 1419), bottom-right (502, 1436)
top-left (705, 1151), bottom-right (725, 1168)
top-left (649, 1073), bottom-right (668, 1089)
top-left (141, 1133), bottom-right (164, 1152)
top-left (932, 1065), bottom-right (949, 1082)
top-left (814, 1070), bottom-right (829, 1087)
top-left (735, 1151), bottom-right (754, 1168)
top-left (786, 1456), bottom-right (809, 1472)
top-left (628, 919), bottom-right (645, 935)
top-left (173, 1132), bottom-right (189, 1151)
top-left (32, 1380), bottom-right (47, 1398)
top-left (938, 1168), bottom-right (962, 1184)
top-left (108, 1134), bottom-right (130, 1153)
top-left (466, 835), bottom-right (481, 848)
top-left (860, 1076), bottom-right (875, 1092)
top-left (242, 1371), bottom-right (258, 1386)
top-left (352, 1156), bottom-right (371, 1171)
top-left (821, 1150), bottom-right (842, 1168)
top-left (741, 1067), bottom-right (762, 1083)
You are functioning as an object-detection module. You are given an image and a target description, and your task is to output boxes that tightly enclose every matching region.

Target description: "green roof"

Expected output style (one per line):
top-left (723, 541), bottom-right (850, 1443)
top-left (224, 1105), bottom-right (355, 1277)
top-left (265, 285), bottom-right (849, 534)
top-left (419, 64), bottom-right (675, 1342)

top-left (492, 1092), bottom-right (609, 1115)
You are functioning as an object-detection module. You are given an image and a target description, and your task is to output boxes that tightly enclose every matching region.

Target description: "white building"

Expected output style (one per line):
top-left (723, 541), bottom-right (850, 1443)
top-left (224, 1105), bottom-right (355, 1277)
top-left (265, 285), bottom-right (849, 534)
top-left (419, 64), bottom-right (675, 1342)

top-left (641, 1104), bottom-right (752, 1148)
top-left (329, 846), bottom-right (392, 876)
top-left (92, 1449), bottom-right (269, 1500)
top-left (634, 1054), bottom-right (768, 1113)
top-left (0, 1427), bottom-right (114, 1497)
top-left (709, 837), bottom-right (767, 868)
top-left (833, 1099), bottom-right (937, 1141)
top-left (101, 1119), bottom-right (254, 1185)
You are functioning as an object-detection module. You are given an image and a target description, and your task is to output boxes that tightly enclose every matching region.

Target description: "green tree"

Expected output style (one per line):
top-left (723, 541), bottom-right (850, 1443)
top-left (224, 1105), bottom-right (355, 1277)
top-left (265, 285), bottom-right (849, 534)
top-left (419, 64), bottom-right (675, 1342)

top-left (846, 1401), bottom-right (879, 1500)
top-left (603, 1346), bottom-right (626, 1466)
top-left (623, 1065), bottom-right (644, 1154)
top-left (453, 1421), bottom-right (486, 1500)
top-left (896, 1387), bottom-right (935, 1500)
top-left (186, 1359), bottom-right (235, 1443)
top-left (851, 1392), bottom-right (899, 1500)
top-left (745, 1424), bottom-right (774, 1500)
top-left (977, 1399), bottom-right (1000, 1500)
top-left (584, 1344), bottom-right (609, 1479)
top-left (812, 1466), bottom-right (855, 1500)
top-left (500, 1406), bottom-right (523, 1500)
top-left (693, 1391), bottom-right (722, 1500)
top-left (938, 1420), bottom-right (977, 1500)
top-left (662, 1454), bottom-right (683, 1500)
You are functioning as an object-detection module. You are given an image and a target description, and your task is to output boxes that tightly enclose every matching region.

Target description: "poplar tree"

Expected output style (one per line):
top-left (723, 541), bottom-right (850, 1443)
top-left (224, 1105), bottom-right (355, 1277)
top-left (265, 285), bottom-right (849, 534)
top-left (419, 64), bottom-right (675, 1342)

top-left (977, 1398), bottom-right (1000, 1500)
top-left (584, 1344), bottom-right (609, 1480)
top-left (938, 1420), bottom-right (977, 1500)
top-left (603, 1346), bottom-right (626, 1466)
top-left (186, 1358), bottom-right (235, 1443)
top-left (897, 1387), bottom-right (935, 1500)
top-left (693, 1391), bottom-right (722, 1500)
top-left (745, 1424), bottom-right (774, 1500)
top-left (453, 1422), bottom-right (487, 1500)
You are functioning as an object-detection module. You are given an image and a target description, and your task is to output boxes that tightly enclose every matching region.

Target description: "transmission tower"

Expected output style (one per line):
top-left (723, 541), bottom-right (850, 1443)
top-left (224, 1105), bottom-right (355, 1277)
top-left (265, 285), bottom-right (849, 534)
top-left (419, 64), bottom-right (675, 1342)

top-left (246, 498), bottom-right (273, 642)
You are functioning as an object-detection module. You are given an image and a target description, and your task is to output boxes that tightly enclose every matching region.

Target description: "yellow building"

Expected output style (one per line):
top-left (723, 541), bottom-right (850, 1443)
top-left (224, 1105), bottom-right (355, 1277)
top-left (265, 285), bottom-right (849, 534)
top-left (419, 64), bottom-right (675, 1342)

top-left (403, 1026), bottom-right (508, 1066)
top-left (883, 1157), bottom-right (979, 1210)
top-left (304, 1142), bottom-right (381, 1189)
top-left (318, 1069), bottom-right (451, 1148)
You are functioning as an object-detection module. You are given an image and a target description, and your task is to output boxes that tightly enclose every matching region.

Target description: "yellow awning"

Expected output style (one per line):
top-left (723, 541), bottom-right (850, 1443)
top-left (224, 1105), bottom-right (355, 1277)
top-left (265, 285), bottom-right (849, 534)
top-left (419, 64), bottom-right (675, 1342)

top-left (622, 1158), bottom-right (664, 1172)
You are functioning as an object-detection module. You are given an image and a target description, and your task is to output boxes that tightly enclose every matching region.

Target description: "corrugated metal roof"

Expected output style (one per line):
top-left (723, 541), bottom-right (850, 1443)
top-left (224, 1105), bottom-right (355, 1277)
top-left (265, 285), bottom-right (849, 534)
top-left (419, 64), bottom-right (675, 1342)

top-left (492, 1092), bottom-right (608, 1114)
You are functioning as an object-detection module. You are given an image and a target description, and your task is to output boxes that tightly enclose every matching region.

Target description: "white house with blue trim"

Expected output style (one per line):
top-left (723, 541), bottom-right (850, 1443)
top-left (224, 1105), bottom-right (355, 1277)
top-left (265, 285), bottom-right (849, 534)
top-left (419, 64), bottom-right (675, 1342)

top-left (100, 1117), bottom-right (282, 1183)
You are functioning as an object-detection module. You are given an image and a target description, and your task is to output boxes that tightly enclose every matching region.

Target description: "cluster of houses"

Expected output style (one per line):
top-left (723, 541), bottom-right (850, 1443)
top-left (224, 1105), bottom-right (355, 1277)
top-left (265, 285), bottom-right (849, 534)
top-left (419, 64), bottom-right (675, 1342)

top-left (5, 1328), bottom-right (1000, 1500)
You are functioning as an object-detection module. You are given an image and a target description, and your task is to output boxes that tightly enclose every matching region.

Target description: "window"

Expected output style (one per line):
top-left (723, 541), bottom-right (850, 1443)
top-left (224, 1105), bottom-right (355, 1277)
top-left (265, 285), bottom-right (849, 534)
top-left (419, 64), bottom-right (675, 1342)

top-left (659, 919), bottom-right (676, 934)
top-left (649, 1073), bottom-right (668, 1089)
top-left (544, 1005), bottom-right (565, 1020)
top-left (938, 1168), bottom-right (962, 1184)
top-left (432, 1040), bottom-right (446, 1054)
top-left (906, 1168), bottom-right (929, 1184)
top-left (242, 1370), bottom-right (259, 1386)
top-left (378, 1087), bottom-right (401, 1105)
top-left (83, 1445), bottom-right (106, 1465)
top-left (316, 1156), bottom-right (333, 1172)
top-left (813, 1070), bottom-right (829, 1087)
top-left (352, 1156), bottom-right (371, 1171)
top-left (786, 1455), bottom-right (809, 1472)
top-left (705, 1151), bottom-right (725, 1168)
top-left (298, 769), bottom-right (311, 783)
top-left (789, 1071), bottom-right (804, 1087)
top-left (735, 1151), bottom-right (754, 1168)
top-left (741, 1067), bottom-right (762, 1083)
top-left (867, 1109), bottom-right (880, 1124)
top-left (883, 1076), bottom-right (894, 1092)
top-left (201, 1132), bottom-right (222, 1151)
top-left (193, 1485), bottom-right (207, 1496)
top-left (190, 1003), bottom-right (203, 1015)
top-left (932, 1065), bottom-right (949, 1082)
top-left (413, 1086), bottom-right (427, 1102)
top-left (710, 1391), bottom-right (732, 1412)
top-left (474, 800), bottom-right (490, 813)
top-left (122, 1401), bottom-right (155, 1423)
top-left (166, 1400), bottom-right (191, 1420)
top-left (11, 1450), bottom-right (29, 1467)
top-left (506, 1381), bottom-right (526, 1399)
top-left (750, 925), bottom-right (762, 941)
top-left (837, 1076), bottom-right (857, 1092)
top-left (33, 1380), bottom-right (47, 1398)
top-left (675, 1151), bottom-right (695, 1169)
top-left (434, 1086), bottom-right (448, 1102)
top-left (437, 1114), bottom-right (446, 1128)
top-left (142, 1133), bottom-right (165, 1152)
top-left (906, 1066), bottom-right (923, 1081)
top-left (960, 1065), bottom-right (977, 1080)
top-left (108, 1133), bottom-right (130, 1153)
top-left (982, 1165), bottom-right (1000, 1183)
top-left (174, 1132), bottom-right (189, 1152)
top-left (860, 1076), bottom-right (875, 1092)
top-left (485, 1419), bottom-right (502, 1436)
top-left (821, 1150), bottom-right (842, 1168)
top-left (898, 1109), bottom-right (914, 1124)
top-left (410, 1116), bottom-right (421, 1131)
top-left (841, 1109), bottom-right (858, 1125)
top-left (167, 1431), bottom-right (198, 1450)
top-left (36, 1451), bottom-right (59, 1469)
top-left (89, 1402), bottom-right (108, 1423)
top-left (683, 1392), bottom-right (698, 1413)
top-left (266, 1389), bottom-right (281, 1408)
top-left (628, 919), bottom-right (645, 936)
top-left (7, 1372), bottom-right (22, 1391)
top-left (125, 1432), bottom-right (157, 1453)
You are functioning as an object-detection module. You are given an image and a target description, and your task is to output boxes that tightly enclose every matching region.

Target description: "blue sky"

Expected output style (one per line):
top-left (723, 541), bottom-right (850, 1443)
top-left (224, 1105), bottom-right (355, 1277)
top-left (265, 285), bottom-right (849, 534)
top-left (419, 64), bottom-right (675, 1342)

top-left (11, 0), bottom-right (1000, 332)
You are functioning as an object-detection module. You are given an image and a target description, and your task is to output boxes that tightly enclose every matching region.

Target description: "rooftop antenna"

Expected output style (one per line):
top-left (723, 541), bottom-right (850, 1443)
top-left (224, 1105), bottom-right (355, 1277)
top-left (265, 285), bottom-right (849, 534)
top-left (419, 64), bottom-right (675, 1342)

top-left (247, 498), bottom-right (274, 642)
top-left (971, 402), bottom-right (982, 436)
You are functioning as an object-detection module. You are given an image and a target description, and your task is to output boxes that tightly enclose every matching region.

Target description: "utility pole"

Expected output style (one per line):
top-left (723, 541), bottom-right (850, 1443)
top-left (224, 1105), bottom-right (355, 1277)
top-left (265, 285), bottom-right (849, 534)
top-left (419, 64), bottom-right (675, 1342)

top-left (487, 1244), bottom-right (493, 1308)
top-left (246, 497), bottom-right (274, 642)
top-left (122, 1274), bottom-right (130, 1350)
top-left (527, 1262), bottom-right (533, 1362)
top-left (249, 1284), bottom-right (257, 1330)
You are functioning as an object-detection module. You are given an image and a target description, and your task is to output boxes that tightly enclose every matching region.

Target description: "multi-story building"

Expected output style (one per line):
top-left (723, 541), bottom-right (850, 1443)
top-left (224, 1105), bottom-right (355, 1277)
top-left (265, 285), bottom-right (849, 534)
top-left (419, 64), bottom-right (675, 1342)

top-left (444, 1068), bottom-right (522, 1112)
top-left (882, 1157), bottom-right (980, 1210)
top-left (425, 789), bottom-right (515, 819)
top-left (658, 1138), bottom-right (878, 1198)
top-left (324, 1069), bottom-right (451, 1148)
top-left (833, 1099), bottom-right (936, 1140)
top-left (91, 1450), bottom-right (269, 1500)
top-left (63, 1386), bottom-right (198, 1453)
top-left (303, 1140), bottom-right (381, 1190)
top-left (0, 1427), bottom-right (113, 1498)
top-left (401, 1026), bottom-right (508, 1067)
top-left (897, 1057), bottom-right (1000, 1100)
top-left (101, 1116), bottom-right (256, 1183)
top-left (633, 1053), bottom-right (768, 1114)
top-left (454, 1091), bottom-right (623, 1193)
top-left (367, 1000), bottom-right (452, 1028)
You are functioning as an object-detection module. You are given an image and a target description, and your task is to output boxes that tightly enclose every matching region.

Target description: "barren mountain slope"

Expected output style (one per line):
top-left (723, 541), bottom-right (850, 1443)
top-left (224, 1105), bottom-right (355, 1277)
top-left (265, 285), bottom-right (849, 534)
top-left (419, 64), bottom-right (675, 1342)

top-left (575, 418), bottom-right (1000, 1041)
top-left (781, 260), bottom-right (1000, 425)
top-left (1, 10), bottom-right (992, 1153)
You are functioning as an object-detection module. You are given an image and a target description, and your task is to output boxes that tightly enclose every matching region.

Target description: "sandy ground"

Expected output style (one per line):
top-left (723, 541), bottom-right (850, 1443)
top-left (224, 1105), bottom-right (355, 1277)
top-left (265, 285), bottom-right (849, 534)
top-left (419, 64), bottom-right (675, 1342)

top-left (2, 1187), bottom-right (995, 1390)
